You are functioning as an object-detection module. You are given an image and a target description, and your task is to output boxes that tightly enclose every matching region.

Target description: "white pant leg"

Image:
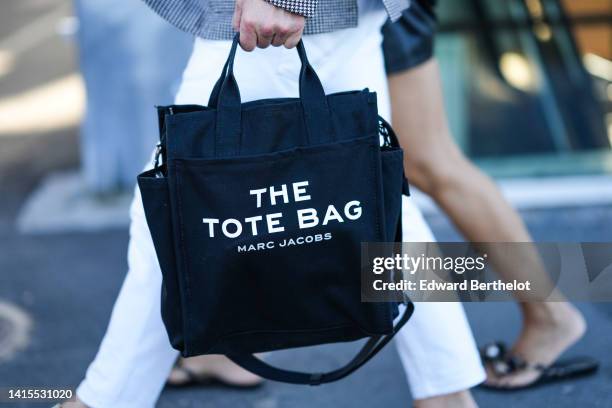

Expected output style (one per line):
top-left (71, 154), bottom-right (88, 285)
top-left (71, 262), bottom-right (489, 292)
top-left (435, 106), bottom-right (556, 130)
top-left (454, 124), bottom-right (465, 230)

top-left (395, 199), bottom-right (485, 399)
top-left (76, 187), bottom-right (179, 408)
top-left (75, 23), bottom-right (392, 408)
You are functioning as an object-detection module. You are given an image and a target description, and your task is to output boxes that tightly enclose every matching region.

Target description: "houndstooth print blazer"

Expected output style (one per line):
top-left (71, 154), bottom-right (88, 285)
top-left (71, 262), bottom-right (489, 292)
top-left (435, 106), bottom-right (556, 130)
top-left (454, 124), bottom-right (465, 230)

top-left (143, 0), bottom-right (410, 40)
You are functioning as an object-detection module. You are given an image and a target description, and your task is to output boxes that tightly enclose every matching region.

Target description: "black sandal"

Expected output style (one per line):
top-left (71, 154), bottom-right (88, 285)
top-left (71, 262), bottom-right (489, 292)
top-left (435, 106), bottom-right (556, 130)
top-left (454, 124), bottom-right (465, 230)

top-left (480, 342), bottom-right (599, 391)
top-left (166, 359), bottom-right (264, 390)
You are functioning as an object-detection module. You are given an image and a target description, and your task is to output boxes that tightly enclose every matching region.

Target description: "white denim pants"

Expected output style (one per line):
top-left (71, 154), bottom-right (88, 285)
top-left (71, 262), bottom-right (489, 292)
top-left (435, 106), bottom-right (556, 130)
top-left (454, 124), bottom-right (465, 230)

top-left (77, 12), bottom-right (484, 407)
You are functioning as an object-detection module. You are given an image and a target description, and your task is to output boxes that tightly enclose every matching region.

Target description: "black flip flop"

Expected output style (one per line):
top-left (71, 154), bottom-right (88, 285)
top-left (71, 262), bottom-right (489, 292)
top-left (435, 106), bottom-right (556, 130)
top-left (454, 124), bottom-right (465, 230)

top-left (480, 341), bottom-right (599, 391)
top-left (166, 359), bottom-right (264, 390)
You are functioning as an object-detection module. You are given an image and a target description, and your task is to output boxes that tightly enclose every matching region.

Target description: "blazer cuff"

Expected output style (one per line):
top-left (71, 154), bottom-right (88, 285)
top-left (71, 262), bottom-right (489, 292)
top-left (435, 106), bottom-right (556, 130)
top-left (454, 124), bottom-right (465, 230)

top-left (264, 0), bottom-right (318, 17)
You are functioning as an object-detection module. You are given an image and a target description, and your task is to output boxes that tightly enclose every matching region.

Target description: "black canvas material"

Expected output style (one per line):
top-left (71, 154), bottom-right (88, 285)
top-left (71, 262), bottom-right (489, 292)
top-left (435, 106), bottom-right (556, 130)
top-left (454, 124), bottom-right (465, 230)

top-left (138, 34), bottom-right (413, 385)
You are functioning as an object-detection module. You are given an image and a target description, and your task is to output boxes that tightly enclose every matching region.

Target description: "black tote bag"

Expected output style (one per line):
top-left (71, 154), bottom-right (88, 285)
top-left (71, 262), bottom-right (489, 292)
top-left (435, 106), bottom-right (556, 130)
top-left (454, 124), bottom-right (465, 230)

top-left (137, 34), bottom-right (413, 385)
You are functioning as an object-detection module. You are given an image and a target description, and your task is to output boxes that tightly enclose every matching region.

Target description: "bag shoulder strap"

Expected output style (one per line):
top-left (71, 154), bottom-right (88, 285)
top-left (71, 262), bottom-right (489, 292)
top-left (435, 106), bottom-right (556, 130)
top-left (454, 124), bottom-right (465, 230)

top-left (226, 302), bottom-right (413, 385)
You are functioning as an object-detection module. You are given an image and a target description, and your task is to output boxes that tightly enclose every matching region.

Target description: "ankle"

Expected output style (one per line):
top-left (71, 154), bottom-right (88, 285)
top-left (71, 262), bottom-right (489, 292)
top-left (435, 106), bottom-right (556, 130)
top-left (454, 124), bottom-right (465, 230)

top-left (521, 302), bottom-right (585, 333)
top-left (181, 354), bottom-right (228, 370)
top-left (413, 390), bottom-right (477, 408)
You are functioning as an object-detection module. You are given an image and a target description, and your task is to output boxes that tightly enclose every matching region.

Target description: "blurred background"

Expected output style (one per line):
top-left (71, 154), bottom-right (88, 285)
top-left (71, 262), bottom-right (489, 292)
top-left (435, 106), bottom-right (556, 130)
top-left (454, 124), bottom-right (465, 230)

top-left (436, 0), bottom-right (611, 175)
top-left (0, 0), bottom-right (610, 407)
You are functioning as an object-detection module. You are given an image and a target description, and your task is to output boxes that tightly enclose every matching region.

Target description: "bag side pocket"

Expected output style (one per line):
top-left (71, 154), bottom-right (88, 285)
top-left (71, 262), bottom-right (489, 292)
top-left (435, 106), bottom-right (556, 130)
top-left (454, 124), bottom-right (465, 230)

top-left (138, 169), bottom-right (185, 351)
top-left (381, 148), bottom-right (405, 242)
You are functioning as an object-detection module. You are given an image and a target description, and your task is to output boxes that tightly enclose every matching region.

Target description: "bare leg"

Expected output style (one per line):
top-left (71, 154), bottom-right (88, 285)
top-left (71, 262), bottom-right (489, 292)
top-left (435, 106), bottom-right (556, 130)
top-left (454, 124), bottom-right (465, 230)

top-left (388, 60), bottom-right (586, 387)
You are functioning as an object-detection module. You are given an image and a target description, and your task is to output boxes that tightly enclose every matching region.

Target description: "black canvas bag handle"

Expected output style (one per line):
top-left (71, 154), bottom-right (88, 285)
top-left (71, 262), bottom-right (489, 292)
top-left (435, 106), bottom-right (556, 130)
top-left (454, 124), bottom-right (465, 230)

top-left (210, 34), bottom-right (334, 156)
top-left (226, 301), bottom-right (413, 385)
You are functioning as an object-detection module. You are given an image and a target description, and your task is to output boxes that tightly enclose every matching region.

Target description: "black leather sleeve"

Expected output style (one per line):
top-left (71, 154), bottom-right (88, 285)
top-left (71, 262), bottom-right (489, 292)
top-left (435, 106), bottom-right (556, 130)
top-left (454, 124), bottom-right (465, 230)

top-left (382, 0), bottom-right (438, 74)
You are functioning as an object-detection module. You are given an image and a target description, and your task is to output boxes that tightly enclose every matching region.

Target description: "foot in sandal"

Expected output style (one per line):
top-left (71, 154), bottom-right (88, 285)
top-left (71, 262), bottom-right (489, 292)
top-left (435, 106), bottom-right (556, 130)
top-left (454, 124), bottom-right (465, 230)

top-left (481, 302), bottom-right (597, 390)
top-left (167, 354), bottom-right (264, 389)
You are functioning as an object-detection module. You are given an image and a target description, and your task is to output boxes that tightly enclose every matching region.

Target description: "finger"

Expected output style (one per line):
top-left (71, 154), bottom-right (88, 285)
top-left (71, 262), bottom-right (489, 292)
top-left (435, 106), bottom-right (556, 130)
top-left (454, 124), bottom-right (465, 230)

top-left (239, 19), bottom-right (257, 51)
top-left (271, 23), bottom-right (290, 47)
top-left (256, 34), bottom-right (273, 48)
top-left (283, 29), bottom-right (302, 49)
top-left (256, 26), bottom-right (274, 48)
top-left (232, 1), bottom-right (242, 31)
top-left (271, 33), bottom-right (285, 47)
